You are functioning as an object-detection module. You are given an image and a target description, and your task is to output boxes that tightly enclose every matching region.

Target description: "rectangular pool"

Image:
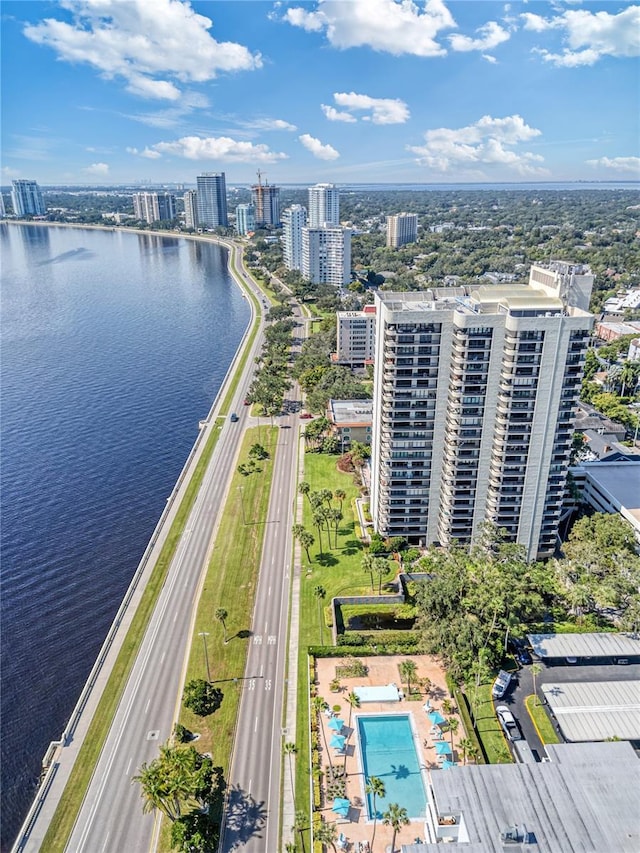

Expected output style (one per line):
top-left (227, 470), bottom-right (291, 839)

top-left (357, 713), bottom-right (428, 820)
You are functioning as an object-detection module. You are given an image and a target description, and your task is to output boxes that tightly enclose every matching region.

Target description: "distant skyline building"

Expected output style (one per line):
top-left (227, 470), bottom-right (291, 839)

top-left (196, 172), bottom-right (228, 228)
top-left (183, 189), bottom-right (198, 229)
top-left (132, 192), bottom-right (176, 224)
top-left (387, 212), bottom-right (418, 247)
top-left (235, 203), bottom-right (255, 236)
top-left (251, 180), bottom-right (280, 227)
top-left (11, 180), bottom-right (45, 217)
top-left (302, 225), bottom-right (351, 286)
top-left (282, 204), bottom-right (307, 271)
top-left (0, 192), bottom-right (5, 218)
top-left (308, 183), bottom-right (340, 228)
top-left (370, 263), bottom-right (595, 560)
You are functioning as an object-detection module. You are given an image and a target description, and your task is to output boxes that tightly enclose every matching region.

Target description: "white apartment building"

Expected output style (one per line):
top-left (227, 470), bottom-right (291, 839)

top-left (387, 212), bottom-right (418, 248)
top-left (183, 190), bottom-right (198, 229)
top-left (133, 192), bottom-right (176, 224)
top-left (336, 306), bottom-right (377, 368)
top-left (235, 203), bottom-right (255, 236)
top-left (371, 264), bottom-right (595, 560)
top-left (282, 204), bottom-right (307, 271)
top-left (302, 226), bottom-right (351, 286)
top-left (11, 180), bottom-right (45, 216)
top-left (308, 183), bottom-right (340, 227)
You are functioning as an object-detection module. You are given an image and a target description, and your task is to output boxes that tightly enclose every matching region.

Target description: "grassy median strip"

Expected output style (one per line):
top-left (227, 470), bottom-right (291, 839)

top-left (158, 426), bottom-right (278, 851)
top-left (525, 694), bottom-right (560, 745)
top-left (465, 682), bottom-right (514, 764)
top-left (41, 419), bottom-right (226, 853)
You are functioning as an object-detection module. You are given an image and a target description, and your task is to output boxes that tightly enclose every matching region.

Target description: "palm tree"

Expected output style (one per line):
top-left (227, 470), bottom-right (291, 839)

top-left (283, 741), bottom-right (297, 809)
top-left (315, 819), bottom-right (338, 852)
top-left (292, 524), bottom-right (315, 562)
top-left (383, 803), bottom-right (410, 853)
top-left (399, 659), bottom-right (418, 696)
top-left (365, 776), bottom-right (386, 850)
top-left (312, 695), bottom-right (333, 771)
top-left (344, 691), bottom-right (360, 771)
top-left (447, 717), bottom-right (459, 753)
top-left (314, 585), bottom-right (326, 644)
top-left (299, 480), bottom-right (310, 503)
top-left (215, 608), bottom-right (228, 644)
top-left (312, 510), bottom-right (325, 555)
top-left (330, 508), bottom-right (343, 548)
top-left (334, 489), bottom-right (346, 514)
top-left (373, 556), bottom-right (389, 594)
top-left (531, 663), bottom-right (542, 707)
top-left (362, 552), bottom-right (375, 592)
top-left (293, 809), bottom-right (307, 853)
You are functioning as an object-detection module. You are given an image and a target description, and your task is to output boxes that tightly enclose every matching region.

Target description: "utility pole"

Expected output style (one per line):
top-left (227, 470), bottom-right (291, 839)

top-left (198, 631), bottom-right (211, 682)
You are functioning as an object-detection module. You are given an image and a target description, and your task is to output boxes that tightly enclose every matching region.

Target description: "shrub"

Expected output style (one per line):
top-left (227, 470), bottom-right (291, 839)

top-left (173, 723), bottom-right (192, 744)
top-left (183, 679), bottom-right (223, 717)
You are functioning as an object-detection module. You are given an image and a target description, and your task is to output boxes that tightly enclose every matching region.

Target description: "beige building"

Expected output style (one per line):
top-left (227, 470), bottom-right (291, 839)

top-left (387, 212), bottom-right (418, 247)
top-left (335, 305), bottom-right (377, 368)
top-left (371, 263), bottom-right (594, 560)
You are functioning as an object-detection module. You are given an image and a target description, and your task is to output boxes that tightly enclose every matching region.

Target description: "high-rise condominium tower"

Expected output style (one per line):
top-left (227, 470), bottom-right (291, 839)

top-left (302, 226), bottom-right (351, 286)
top-left (251, 182), bottom-right (280, 227)
top-left (132, 192), bottom-right (176, 224)
top-left (235, 203), bottom-right (255, 236)
top-left (387, 213), bottom-right (418, 248)
top-left (370, 263), bottom-right (594, 560)
top-left (196, 173), bottom-right (228, 228)
top-left (282, 205), bottom-right (307, 271)
top-left (183, 190), bottom-right (198, 229)
top-left (11, 180), bottom-right (45, 216)
top-left (308, 183), bottom-right (339, 227)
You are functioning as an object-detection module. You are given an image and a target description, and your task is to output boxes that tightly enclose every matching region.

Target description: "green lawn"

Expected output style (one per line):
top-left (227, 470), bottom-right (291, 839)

top-left (465, 682), bottom-right (514, 765)
top-left (525, 694), bottom-right (560, 745)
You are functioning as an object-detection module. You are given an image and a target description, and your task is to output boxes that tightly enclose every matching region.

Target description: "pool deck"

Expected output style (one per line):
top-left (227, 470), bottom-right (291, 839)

top-left (314, 655), bottom-right (464, 851)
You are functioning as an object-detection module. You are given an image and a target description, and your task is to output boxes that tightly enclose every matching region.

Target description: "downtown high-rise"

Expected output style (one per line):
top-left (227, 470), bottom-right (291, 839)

top-left (11, 180), bottom-right (45, 216)
top-left (370, 263), bottom-right (594, 560)
top-left (196, 173), bottom-right (228, 228)
top-left (282, 204), bottom-right (307, 271)
top-left (308, 183), bottom-right (340, 227)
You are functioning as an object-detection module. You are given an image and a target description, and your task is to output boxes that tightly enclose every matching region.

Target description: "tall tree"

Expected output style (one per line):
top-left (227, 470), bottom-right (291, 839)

top-left (447, 717), bottom-right (459, 753)
top-left (344, 691), bottom-right (360, 771)
top-left (283, 741), bottom-right (297, 809)
top-left (382, 803), bottom-right (409, 853)
top-left (215, 608), bottom-right (228, 645)
top-left (362, 552), bottom-right (375, 593)
top-left (365, 776), bottom-right (386, 850)
top-left (399, 660), bottom-right (418, 696)
top-left (311, 695), bottom-right (332, 771)
top-left (315, 819), bottom-right (338, 852)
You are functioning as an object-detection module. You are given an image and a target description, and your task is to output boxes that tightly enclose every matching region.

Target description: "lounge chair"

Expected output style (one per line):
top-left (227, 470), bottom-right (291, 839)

top-left (337, 832), bottom-right (348, 849)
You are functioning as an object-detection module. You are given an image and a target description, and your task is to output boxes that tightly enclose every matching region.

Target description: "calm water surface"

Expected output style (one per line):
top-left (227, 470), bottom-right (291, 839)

top-left (0, 224), bottom-right (249, 851)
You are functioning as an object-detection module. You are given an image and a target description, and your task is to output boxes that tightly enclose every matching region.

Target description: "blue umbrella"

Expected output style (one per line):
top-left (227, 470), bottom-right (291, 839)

top-left (332, 797), bottom-right (350, 817)
top-left (428, 710), bottom-right (446, 726)
top-left (330, 734), bottom-right (346, 749)
top-left (328, 717), bottom-right (345, 731)
top-left (435, 741), bottom-right (452, 755)
top-left (440, 759), bottom-right (456, 769)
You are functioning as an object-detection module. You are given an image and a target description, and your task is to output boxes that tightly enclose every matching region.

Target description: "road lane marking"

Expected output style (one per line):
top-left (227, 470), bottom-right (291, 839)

top-left (260, 665), bottom-right (264, 677)
top-left (100, 833), bottom-right (110, 853)
top-left (254, 717), bottom-right (259, 733)
top-left (253, 635), bottom-right (262, 645)
top-left (160, 651), bottom-right (166, 664)
top-left (249, 679), bottom-right (255, 690)
top-left (265, 679), bottom-right (272, 690)
top-left (268, 635), bottom-right (276, 645)
top-left (145, 699), bottom-right (151, 714)
top-left (268, 586), bottom-right (271, 597)
top-left (125, 758), bottom-right (132, 776)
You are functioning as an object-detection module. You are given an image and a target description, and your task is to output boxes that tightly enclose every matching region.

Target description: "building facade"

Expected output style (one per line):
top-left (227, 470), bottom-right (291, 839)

top-left (133, 192), bottom-right (176, 224)
top-left (336, 306), bottom-right (377, 368)
top-left (302, 226), bottom-right (351, 286)
top-left (235, 203), bottom-right (255, 236)
top-left (386, 213), bottom-right (418, 248)
top-left (196, 173), bottom-right (228, 228)
top-left (370, 265), bottom-right (594, 560)
top-left (183, 190), bottom-right (198, 229)
top-left (251, 183), bottom-right (280, 227)
top-left (327, 399), bottom-right (373, 451)
top-left (308, 183), bottom-right (340, 227)
top-left (11, 180), bottom-right (45, 216)
top-left (282, 204), bottom-right (307, 271)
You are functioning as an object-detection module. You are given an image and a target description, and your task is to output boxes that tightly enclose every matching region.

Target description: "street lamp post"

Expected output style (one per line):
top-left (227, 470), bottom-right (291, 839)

top-left (198, 631), bottom-right (211, 682)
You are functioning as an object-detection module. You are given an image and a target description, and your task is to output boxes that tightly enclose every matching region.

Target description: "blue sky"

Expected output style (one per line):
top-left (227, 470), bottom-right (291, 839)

top-left (2, 0), bottom-right (639, 185)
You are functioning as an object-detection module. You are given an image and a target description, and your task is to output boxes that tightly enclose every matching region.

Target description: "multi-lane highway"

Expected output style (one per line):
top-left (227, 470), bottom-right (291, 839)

top-left (59, 244), bottom-right (295, 851)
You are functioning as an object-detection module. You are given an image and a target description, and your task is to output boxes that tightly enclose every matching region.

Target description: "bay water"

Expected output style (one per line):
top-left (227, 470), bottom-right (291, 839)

top-left (0, 224), bottom-right (249, 850)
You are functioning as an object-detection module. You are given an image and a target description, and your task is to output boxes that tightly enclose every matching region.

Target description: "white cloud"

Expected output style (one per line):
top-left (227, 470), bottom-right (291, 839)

top-left (245, 118), bottom-right (298, 132)
top-left (284, 0), bottom-right (455, 57)
top-left (586, 156), bottom-right (640, 175)
top-left (408, 114), bottom-right (547, 176)
top-left (84, 162), bottom-right (109, 175)
top-left (482, 54), bottom-right (498, 64)
top-left (298, 133), bottom-right (340, 160)
top-left (1, 166), bottom-right (21, 178)
top-left (522, 5), bottom-right (640, 66)
top-left (332, 92), bottom-right (410, 124)
top-left (321, 104), bottom-right (357, 123)
top-left (126, 146), bottom-right (162, 159)
top-left (449, 21), bottom-right (510, 52)
top-left (24, 0), bottom-right (262, 101)
top-left (149, 136), bottom-right (288, 163)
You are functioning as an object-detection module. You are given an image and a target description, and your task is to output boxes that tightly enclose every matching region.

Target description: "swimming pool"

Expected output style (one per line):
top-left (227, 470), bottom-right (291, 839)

top-left (357, 714), bottom-right (428, 820)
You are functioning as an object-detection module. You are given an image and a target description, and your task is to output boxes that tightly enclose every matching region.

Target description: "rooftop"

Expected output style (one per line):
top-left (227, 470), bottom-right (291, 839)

top-left (527, 632), bottom-right (640, 659)
top-left (327, 399), bottom-right (373, 425)
top-left (578, 460), bottom-right (640, 523)
top-left (542, 680), bottom-right (640, 742)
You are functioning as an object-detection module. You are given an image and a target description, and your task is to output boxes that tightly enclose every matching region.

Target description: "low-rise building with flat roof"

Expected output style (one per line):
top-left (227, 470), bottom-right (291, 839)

top-left (567, 460), bottom-right (640, 542)
top-left (527, 631), bottom-right (640, 662)
top-left (326, 399), bottom-right (373, 451)
top-left (542, 680), bottom-right (640, 742)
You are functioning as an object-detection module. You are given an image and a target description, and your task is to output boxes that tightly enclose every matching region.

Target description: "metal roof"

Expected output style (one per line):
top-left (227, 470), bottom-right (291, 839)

top-left (542, 680), bottom-right (640, 742)
top-left (527, 632), bottom-right (640, 659)
top-left (406, 741), bottom-right (640, 852)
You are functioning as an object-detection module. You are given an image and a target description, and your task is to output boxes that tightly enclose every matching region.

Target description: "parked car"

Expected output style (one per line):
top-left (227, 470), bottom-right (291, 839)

top-left (243, 398), bottom-right (250, 406)
top-left (496, 705), bottom-right (522, 742)
top-left (509, 639), bottom-right (532, 666)
top-left (491, 670), bottom-right (513, 699)
top-left (300, 412), bottom-right (313, 419)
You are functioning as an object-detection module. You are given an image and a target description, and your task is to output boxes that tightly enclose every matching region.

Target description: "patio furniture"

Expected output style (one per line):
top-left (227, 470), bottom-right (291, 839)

top-left (337, 832), bottom-right (348, 849)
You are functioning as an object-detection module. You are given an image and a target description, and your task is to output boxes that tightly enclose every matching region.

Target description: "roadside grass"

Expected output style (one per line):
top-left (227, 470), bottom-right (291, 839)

top-left (293, 453), bottom-right (399, 848)
top-left (465, 682), bottom-right (514, 764)
top-left (41, 419), bottom-right (226, 853)
top-left (155, 426), bottom-right (278, 851)
top-left (525, 694), bottom-right (560, 745)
